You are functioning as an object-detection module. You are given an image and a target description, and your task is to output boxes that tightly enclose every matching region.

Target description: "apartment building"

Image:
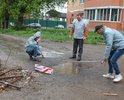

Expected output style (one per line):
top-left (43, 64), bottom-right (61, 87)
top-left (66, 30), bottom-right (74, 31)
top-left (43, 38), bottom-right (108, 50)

top-left (67, 0), bottom-right (124, 31)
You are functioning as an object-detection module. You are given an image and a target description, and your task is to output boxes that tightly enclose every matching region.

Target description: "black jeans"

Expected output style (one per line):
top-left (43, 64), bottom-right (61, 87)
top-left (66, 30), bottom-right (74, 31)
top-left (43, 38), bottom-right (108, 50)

top-left (72, 38), bottom-right (84, 58)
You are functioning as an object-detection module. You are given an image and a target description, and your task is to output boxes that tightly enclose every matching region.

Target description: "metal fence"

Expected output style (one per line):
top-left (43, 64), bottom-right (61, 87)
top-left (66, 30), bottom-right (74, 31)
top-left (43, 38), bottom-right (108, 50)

top-left (10, 19), bottom-right (66, 28)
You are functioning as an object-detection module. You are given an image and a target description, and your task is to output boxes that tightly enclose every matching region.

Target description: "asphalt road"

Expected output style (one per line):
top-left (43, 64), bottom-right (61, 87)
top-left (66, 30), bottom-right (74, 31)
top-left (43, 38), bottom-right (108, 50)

top-left (0, 34), bottom-right (124, 100)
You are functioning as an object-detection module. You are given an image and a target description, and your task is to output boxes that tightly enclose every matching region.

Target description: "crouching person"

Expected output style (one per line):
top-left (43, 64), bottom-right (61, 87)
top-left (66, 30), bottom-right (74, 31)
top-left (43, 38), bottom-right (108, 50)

top-left (25, 30), bottom-right (44, 61)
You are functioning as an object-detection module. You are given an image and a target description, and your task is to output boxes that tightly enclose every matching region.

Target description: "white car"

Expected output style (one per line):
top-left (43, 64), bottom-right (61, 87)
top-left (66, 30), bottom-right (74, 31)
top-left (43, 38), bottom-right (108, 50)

top-left (55, 25), bottom-right (64, 29)
top-left (27, 23), bottom-right (41, 28)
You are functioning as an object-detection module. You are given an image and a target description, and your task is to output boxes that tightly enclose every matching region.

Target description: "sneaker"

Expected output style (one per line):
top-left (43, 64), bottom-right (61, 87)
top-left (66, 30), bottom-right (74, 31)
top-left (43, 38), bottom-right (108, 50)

top-left (29, 55), bottom-right (33, 60)
top-left (113, 74), bottom-right (123, 82)
top-left (69, 56), bottom-right (76, 59)
top-left (102, 73), bottom-right (114, 79)
top-left (32, 55), bottom-right (42, 61)
top-left (36, 55), bottom-right (42, 58)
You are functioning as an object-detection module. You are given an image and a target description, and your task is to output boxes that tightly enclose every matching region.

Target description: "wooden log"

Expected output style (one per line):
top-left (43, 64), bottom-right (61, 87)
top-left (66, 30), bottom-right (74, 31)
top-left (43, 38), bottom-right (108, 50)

top-left (104, 92), bottom-right (118, 96)
top-left (0, 70), bottom-right (11, 76)
top-left (0, 81), bottom-right (21, 90)
top-left (0, 75), bottom-right (23, 80)
top-left (0, 76), bottom-right (23, 90)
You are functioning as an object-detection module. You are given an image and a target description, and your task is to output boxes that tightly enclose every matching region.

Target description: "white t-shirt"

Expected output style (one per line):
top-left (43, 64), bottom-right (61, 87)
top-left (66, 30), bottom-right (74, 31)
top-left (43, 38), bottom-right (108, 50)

top-left (73, 19), bottom-right (86, 39)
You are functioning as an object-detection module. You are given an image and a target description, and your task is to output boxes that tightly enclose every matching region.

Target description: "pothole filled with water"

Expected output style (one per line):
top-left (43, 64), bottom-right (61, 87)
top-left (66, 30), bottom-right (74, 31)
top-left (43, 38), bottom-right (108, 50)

top-left (53, 62), bottom-right (93, 75)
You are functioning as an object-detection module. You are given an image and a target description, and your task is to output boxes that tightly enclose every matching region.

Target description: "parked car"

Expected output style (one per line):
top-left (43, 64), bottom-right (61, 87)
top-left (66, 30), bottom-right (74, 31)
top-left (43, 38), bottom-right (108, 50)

top-left (9, 22), bottom-right (15, 26)
top-left (55, 25), bottom-right (64, 29)
top-left (26, 23), bottom-right (41, 28)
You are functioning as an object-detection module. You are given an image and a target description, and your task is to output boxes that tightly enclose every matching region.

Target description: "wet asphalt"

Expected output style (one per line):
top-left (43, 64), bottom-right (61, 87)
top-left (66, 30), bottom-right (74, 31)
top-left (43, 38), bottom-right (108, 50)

top-left (0, 34), bottom-right (124, 100)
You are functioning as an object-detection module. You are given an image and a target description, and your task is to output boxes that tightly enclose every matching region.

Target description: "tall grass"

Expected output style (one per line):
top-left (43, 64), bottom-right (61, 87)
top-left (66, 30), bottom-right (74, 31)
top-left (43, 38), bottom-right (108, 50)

top-left (0, 28), bottom-right (104, 44)
top-left (85, 31), bottom-right (104, 44)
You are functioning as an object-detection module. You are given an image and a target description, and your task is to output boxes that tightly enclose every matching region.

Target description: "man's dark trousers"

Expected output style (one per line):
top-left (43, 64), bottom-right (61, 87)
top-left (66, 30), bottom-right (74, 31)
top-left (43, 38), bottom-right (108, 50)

top-left (73, 38), bottom-right (84, 58)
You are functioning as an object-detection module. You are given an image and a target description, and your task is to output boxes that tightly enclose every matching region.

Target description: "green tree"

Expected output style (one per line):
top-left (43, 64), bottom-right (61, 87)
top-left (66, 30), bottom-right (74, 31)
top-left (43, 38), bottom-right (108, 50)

top-left (47, 9), bottom-right (60, 18)
top-left (0, 0), bottom-right (14, 29)
top-left (0, 0), bottom-right (66, 29)
top-left (11, 0), bottom-right (41, 30)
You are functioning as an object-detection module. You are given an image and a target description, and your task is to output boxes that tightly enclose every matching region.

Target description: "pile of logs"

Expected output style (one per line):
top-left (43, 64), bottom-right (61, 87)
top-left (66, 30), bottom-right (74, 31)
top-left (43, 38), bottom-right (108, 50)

top-left (0, 66), bottom-right (33, 92)
top-left (0, 67), bottom-right (23, 91)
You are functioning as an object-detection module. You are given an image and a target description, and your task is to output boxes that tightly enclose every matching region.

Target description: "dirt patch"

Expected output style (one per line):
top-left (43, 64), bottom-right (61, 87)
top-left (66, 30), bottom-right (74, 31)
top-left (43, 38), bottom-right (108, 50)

top-left (0, 66), bottom-right (32, 92)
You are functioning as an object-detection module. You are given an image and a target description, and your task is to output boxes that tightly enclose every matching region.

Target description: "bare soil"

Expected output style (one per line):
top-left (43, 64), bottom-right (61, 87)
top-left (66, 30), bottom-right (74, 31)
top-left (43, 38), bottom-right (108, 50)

top-left (0, 34), bottom-right (124, 100)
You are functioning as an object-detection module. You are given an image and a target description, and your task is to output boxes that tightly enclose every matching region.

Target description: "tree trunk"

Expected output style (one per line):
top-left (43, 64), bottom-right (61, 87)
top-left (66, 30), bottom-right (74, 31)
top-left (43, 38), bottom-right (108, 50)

top-left (2, 10), bottom-right (9, 29)
top-left (18, 14), bottom-right (24, 25)
top-left (16, 9), bottom-right (25, 30)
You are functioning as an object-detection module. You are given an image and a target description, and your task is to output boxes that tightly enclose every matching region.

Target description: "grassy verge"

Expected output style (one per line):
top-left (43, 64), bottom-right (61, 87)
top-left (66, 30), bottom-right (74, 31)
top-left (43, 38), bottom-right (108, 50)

top-left (0, 28), bottom-right (104, 44)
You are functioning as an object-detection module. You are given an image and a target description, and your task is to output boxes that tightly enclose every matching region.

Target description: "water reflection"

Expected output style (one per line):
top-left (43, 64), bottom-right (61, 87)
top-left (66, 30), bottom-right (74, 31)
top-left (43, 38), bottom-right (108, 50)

top-left (54, 62), bottom-right (84, 75)
top-left (42, 50), bottom-right (64, 58)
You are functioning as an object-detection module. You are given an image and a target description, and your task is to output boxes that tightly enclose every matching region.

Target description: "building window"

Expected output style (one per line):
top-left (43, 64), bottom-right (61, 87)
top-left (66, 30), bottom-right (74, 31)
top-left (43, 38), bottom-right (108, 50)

top-left (104, 9), bottom-right (110, 21)
top-left (80, 0), bottom-right (85, 3)
top-left (97, 9), bottom-right (110, 21)
top-left (111, 9), bottom-right (120, 21)
top-left (85, 10), bottom-right (95, 20)
top-left (85, 8), bottom-right (121, 22)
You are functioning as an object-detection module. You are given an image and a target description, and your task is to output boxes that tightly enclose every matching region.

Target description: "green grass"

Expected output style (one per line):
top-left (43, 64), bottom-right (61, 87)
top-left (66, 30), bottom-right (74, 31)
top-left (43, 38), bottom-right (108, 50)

top-left (85, 31), bottom-right (104, 44)
top-left (41, 28), bottom-right (70, 42)
top-left (0, 28), bottom-right (104, 44)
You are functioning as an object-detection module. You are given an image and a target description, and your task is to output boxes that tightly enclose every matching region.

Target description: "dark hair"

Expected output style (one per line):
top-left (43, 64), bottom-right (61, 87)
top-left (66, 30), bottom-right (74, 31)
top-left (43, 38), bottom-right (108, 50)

top-left (77, 13), bottom-right (84, 18)
top-left (77, 13), bottom-right (82, 16)
top-left (94, 25), bottom-right (104, 32)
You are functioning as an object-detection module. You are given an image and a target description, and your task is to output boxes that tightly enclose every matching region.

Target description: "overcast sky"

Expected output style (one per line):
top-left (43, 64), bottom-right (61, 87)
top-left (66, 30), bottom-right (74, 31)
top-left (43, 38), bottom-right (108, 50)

top-left (40, 3), bottom-right (67, 15)
top-left (55, 3), bottom-right (67, 13)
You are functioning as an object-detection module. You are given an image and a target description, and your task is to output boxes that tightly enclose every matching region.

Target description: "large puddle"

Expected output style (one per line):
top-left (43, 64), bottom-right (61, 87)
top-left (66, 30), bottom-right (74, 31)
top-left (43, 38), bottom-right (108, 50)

top-left (53, 62), bottom-right (93, 75)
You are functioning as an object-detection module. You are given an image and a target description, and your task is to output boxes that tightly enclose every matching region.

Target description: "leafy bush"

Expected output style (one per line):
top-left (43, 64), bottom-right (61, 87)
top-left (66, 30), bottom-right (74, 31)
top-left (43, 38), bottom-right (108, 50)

top-left (85, 32), bottom-right (104, 44)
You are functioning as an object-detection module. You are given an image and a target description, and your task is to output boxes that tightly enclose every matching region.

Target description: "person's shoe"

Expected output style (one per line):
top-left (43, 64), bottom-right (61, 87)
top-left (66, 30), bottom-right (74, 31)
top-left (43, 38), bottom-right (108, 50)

top-left (69, 56), bottom-right (76, 59)
top-left (29, 55), bottom-right (33, 60)
top-left (113, 74), bottom-right (123, 82)
top-left (102, 73), bottom-right (114, 79)
top-left (77, 57), bottom-right (81, 61)
top-left (32, 55), bottom-right (42, 61)
top-left (36, 55), bottom-right (42, 58)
